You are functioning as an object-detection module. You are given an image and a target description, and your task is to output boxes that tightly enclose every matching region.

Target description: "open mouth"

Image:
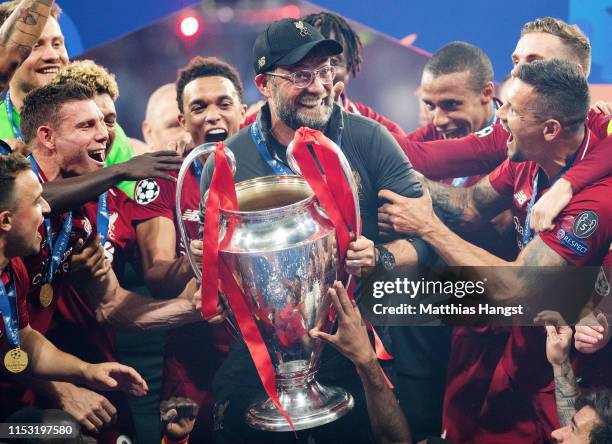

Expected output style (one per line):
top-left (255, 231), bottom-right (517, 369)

top-left (36, 66), bottom-right (60, 75)
top-left (205, 128), bottom-right (228, 143)
top-left (88, 149), bottom-right (106, 163)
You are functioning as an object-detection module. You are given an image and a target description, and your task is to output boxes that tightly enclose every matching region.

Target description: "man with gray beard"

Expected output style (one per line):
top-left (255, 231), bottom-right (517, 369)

top-left (201, 17), bottom-right (427, 444)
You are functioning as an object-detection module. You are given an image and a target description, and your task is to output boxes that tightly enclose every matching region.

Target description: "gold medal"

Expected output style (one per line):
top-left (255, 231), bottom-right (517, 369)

top-left (4, 347), bottom-right (28, 373)
top-left (39, 283), bottom-right (53, 307)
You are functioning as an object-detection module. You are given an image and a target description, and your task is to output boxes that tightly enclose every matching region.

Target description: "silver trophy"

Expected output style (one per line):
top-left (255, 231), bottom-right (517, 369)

top-left (176, 139), bottom-right (360, 431)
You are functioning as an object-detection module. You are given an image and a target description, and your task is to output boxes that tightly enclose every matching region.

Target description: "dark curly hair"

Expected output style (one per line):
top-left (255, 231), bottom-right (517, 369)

top-left (175, 56), bottom-right (244, 113)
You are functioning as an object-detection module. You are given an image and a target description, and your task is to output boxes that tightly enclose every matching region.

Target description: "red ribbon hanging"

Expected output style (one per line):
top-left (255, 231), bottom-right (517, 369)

top-left (200, 142), bottom-right (294, 430)
top-left (291, 128), bottom-right (394, 383)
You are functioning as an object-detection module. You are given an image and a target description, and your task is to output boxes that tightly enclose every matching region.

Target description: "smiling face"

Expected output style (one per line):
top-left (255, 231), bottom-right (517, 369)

top-left (10, 17), bottom-right (68, 97)
top-left (3, 170), bottom-right (50, 258)
top-left (420, 69), bottom-right (493, 139)
top-left (267, 54), bottom-right (335, 132)
top-left (50, 100), bottom-right (109, 176)
top-left (178, 75), bottom-right (245, 148)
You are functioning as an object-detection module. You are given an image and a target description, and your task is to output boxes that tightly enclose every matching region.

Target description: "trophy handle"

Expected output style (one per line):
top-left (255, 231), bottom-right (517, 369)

top-left (175, 142), bottom-right (236, 281)
top-left (286, 139), bottom-right (361, 288)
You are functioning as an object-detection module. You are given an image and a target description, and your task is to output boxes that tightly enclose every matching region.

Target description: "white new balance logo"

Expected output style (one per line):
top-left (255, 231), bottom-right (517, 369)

top-left (182, 209), bottom-right (201, 222)
top-left (514, 190), bottom-right (527, 206)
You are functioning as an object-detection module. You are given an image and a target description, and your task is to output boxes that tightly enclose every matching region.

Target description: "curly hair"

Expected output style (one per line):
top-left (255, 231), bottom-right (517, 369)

top-left (175, 56), bottom-right (244, 113)
top-left (51, 59), bottom-right (119, 100)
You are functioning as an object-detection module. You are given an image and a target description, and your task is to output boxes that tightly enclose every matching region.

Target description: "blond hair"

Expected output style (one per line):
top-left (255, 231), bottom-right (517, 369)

top-left (521, 17), bottom-right (591, 76)
top-left (52, 59), bottom-right (119, 100)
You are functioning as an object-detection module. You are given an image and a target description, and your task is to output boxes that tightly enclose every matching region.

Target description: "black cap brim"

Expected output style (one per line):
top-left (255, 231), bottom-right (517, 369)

top-left (274, 39), bottom-right (342, 69)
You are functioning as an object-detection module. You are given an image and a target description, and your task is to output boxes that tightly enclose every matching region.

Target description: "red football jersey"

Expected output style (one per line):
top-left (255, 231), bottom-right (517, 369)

top-left (130, 169), bottom-right (201, 256)
top-left (488, 128), bottom-right (612, 264)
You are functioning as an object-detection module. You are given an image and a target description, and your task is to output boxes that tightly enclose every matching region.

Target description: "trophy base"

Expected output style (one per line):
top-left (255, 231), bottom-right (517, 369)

top-left (245, 362), bottom-right (354, 432)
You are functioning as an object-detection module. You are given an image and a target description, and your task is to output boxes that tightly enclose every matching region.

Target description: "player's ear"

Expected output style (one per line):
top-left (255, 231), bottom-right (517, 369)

top-left (255, 74), bottom-right (271, 98)
top-left (481, 81), bottom-right (495, 104)
top-left (542, 119), bottom-right (561, 141)
top-left (0, 210), bottom-right (13, 232)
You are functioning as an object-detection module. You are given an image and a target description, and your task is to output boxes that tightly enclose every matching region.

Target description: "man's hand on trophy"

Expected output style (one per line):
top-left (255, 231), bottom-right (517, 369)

top-left (190, 240), bottom-right (203, 270)
top-left (310, 281), bottom-right (377, 367)
top-left (345, 235), bottom-right (376, 277)
top-left (208, 293), bottom-right (228, 324)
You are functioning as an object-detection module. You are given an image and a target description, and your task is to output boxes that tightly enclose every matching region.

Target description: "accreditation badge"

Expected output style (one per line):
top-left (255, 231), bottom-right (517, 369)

top-left (39, 283), bottom-right (53, 307)
top-left (4, 347), bottom-right (28, 373)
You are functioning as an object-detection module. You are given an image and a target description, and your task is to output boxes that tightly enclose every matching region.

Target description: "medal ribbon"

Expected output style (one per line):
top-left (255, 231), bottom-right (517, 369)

top-left (0, 268), bottom-right (20, 348)
top-left (201, 142), bottom-right (295, 430)
top-left (27, 156), bottom-right (73, 285)
top-left (97, 192), bottom-right (110, 246)
top-left (250, 122), bottom-right (294, 175)
top-left (5, 91), bottom-right (24, 142)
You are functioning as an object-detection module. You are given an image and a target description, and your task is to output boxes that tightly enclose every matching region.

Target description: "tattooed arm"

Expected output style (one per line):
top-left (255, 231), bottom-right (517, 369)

top-left (0, 0), bottom-right (55, 89)
top-left (546, 322), bottom-right (578, 426)
top-left (424, 176), bottom-right (510, 231)
top-left (379, 186), bottom-right (568, 301)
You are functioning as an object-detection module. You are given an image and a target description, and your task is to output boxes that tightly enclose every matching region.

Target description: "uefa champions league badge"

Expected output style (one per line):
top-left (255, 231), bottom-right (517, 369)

top-left (135, 179), bottom-right (160, 205)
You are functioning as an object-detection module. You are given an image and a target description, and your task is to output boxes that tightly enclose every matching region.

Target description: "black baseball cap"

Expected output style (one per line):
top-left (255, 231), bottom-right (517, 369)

top-left (253, 18), bottom-right (343, 74)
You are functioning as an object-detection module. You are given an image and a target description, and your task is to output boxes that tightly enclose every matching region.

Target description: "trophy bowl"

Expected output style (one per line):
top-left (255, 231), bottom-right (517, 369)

top-left (176, 141), bottom-right (358, 432)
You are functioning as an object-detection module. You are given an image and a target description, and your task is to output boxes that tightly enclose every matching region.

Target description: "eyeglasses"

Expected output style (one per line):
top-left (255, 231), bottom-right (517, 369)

top-left (266, 65), bottom-right (336, 89)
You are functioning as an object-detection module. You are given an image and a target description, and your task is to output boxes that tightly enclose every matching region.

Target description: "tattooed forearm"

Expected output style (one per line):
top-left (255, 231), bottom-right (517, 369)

top-left (425, 178), bottom-right (471, 227)
top-left (0, 0), bottom-right (55, 84)
top-left (553, 359), bottom-right (578, 427)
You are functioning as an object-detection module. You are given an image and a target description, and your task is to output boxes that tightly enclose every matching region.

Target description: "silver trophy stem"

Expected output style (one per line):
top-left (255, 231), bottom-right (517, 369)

top-left (246, 360), bottom-right (354, 432)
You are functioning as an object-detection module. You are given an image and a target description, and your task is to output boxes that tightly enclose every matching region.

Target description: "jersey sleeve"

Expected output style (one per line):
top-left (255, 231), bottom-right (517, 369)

top-left (405, 124), bottom-right (437, 142)
top-left (398, 124), bottom-right (508, 180)
top-left (562, 133), bottom-right (612, 193)
top-left (539, 180), bottom-right (612, 266)
top-left (130, 177), bottom-right (175, 225)
top-left (487, 159), bottom-right (516, 197)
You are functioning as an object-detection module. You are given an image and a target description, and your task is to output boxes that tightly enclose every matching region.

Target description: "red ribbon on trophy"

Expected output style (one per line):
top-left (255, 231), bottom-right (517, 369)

top-left (201, 142), bottom-right (295, 431)
top-left (290, 129), bottom-right (394, 376)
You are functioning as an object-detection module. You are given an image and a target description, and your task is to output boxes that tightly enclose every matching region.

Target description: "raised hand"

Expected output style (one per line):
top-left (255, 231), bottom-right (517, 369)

top-left (310, 281), bottom-right (376, 367)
